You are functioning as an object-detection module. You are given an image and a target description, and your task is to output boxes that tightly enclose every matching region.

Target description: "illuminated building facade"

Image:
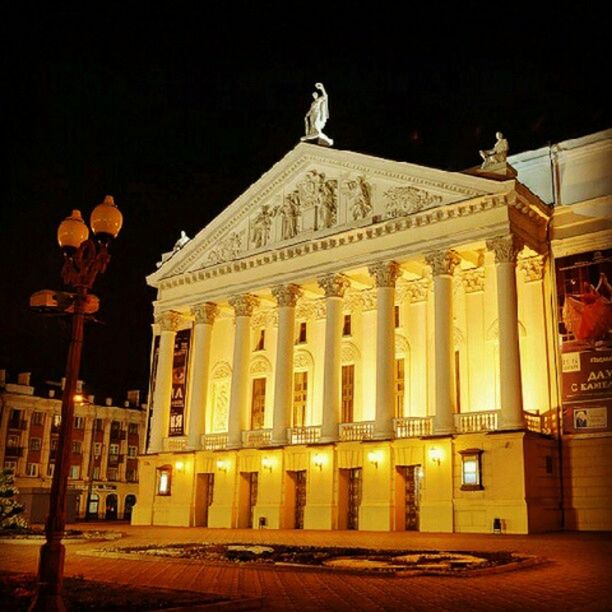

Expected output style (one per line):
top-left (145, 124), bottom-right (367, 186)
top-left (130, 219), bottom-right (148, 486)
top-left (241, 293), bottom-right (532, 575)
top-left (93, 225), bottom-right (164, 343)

top-left (0, 371), bottom-right (146, 522)
top-left (134, 129), bottom-right (611, 533)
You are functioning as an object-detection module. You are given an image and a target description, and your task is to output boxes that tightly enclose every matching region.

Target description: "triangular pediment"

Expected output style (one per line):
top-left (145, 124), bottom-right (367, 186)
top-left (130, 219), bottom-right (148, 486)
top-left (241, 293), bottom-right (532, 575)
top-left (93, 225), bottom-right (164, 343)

top-left (148, 143), bottom-right (513, 285)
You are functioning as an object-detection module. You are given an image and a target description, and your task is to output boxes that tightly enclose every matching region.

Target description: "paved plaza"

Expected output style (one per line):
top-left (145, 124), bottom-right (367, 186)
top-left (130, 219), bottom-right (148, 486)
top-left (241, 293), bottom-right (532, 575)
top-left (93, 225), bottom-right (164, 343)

top-left (1, 524), bottom-right (611, 610)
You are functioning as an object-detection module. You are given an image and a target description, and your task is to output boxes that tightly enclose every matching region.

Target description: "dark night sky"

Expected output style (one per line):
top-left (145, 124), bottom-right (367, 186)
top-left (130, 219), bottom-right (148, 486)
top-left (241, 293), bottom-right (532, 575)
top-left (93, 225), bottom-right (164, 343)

top-left (1, 8), bottom-right (609, 401)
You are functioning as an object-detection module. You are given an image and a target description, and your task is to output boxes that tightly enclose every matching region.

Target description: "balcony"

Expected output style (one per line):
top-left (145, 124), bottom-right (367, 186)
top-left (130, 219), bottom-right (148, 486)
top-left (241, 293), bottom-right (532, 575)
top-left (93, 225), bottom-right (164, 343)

top-left (201, 433), bottom-right (228, 450)
top-left (288, 426), bottom-right (321, 445)
top-left (4, 446), bottom-right (23, 458)
top-left (8, 420), bottom-right (28, 431)
top-left (339, 421), bottom-right (374, 441)
top-left (393, 417), bottom-right (432, 438)
top-left (455, 410), bottom-right (499, 433)
top-left (525, 410), bottom-right (550, 434)
top-left (242, 429), bottom-right (273, 448)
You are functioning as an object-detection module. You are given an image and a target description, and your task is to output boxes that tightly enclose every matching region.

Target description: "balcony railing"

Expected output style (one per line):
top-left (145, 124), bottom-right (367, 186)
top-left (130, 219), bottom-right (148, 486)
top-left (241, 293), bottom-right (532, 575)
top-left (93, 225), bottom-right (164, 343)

top-left (525, 410), bottom-right (548, 434)
top-left (339, 421), bottom-right (374, 441)
top-left (455, 410), bottom-right (499, 433)
top-left (242, 429), bottom-right (273, 448)
top-left (393, 417), bottom-right (432, 438)
top-left (288, 426), bottom-right (321, 445)
top-left (201, 433), bottom-right (228, 450)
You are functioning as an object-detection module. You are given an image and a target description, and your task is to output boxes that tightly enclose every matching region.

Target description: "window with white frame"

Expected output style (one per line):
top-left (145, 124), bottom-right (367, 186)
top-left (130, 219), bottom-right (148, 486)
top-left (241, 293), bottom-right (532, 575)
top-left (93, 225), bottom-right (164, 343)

top-left (157, 465), bottom-right (172, 495)
top-left (460, 449), bottom-right (484, 491)
top-left (109, 443), bottom-right (119, 456)
top-left (26, 463), bottom-right (39, 477)
top-left (92, 466), bottom-right (100, 480)
top-left (107, 467), bottom-right (118, 481)
top-left (69, 465), bottom-right (81, 480)
top-left (30, 438), bottom-right (42, 451)
top-left (128, 446), bottom-right (137, 458)
top-left (74, 416), bottom-right (84, 429)
top-left (31, 411), bottom-right (45, 426)
top-left (71, 441), bottom-right (82, 454)
top-left (94, 442), bottom-right (102, 457)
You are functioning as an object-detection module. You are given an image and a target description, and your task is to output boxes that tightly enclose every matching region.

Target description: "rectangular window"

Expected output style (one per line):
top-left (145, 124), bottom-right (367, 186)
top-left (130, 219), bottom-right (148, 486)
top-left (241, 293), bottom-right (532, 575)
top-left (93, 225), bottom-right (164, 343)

top-left (255, 329), bottom-right (265, 351)
top-left (107, 467), bottom-right (118, 481)
top-left (74, 416), bottom-right (84, 429)
top-left (394, 305), bottom-right (401, 328)
top-left (92, 466), bottom-right (100, 480)
top-left (26, 463), bottom-right (39, 477)
top-left (293, 371), bottom-right (308, 427)
top-left (30, 438), bottom-right (42, 451)
top-left (128, 445), bottom-right (137, 458)
top-left (95, 418), bottom-right (103, 432)
top-left (395, 358), bottom-right (405, 418)
top-left (69, 465), bottom-right (81, 479)
top-left (128, 423), bottom-right (138, 435)
top-left (71, 441), bottom-right (82, 454)
top-left (47, 463), bottom-right (55, 477)
top-left (31, 412), bottom-right (45, 426)
top-left (157, 466), bottom-right (172, 495)
top-left (109, 443), bottom-right (119, 456)
top-left (341, 364), bottom-right (355, 423)
top-left (4, 461), bottom-right (17, 472)
top-left (342, 314), bottom-right (352, 337)
top-left (460, 449), bottom-right (483, 491)
top-left (93, 442), bottom-right (102, 457)
top-left (7, 434), bottom-right (20, 447)
top-left (52, 414), bottom-right (61, 428)
top-left (126, 469), bottom-right (138, 482)
top-left (251, 378), bottom-right (266, 430)
top-left (297, 321), bottom-right (307, 344)
top-left (51, 438), bottom-right (58, 450)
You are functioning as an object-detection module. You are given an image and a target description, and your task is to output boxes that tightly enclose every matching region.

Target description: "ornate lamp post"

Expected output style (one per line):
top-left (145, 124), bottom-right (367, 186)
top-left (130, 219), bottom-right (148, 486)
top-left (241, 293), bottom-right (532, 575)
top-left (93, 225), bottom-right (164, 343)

top-left (30, 196), bottom-right (122, 612)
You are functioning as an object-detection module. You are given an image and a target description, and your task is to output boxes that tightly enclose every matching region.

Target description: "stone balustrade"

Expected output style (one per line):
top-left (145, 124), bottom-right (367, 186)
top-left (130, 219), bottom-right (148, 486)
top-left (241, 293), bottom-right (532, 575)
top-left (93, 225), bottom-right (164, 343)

top-left (454, 411), bottom-right (499, 433)
top-left (393, 416), bottom-right (433, 438)
top-left (339, 421), bottom-right (374, 441)
top-left (288, 426), bottom-right (321, 445)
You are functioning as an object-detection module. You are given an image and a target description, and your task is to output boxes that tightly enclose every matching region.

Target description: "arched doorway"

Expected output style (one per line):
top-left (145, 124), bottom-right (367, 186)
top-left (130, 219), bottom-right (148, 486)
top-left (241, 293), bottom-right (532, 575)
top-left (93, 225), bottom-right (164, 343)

top-left (124, 494), bottom-right (136, 521)
top-left (105, 494), bottom-right (118, 520)
top-left (87, 493), bottom-right (99, 519)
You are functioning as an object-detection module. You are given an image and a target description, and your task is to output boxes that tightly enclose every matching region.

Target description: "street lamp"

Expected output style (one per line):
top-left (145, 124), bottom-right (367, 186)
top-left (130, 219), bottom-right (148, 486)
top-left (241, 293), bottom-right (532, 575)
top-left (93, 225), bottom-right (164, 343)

top-left (30, 195), bottom-right (122, 612)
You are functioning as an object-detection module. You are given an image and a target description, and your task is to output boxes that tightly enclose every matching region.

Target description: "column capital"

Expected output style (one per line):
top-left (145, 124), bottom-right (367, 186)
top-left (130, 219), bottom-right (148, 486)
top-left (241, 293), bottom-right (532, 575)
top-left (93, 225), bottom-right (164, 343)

top-left (155, 311), bottom-right (182, 332)
top-left (460, 268), bottom-right (485, 293)
top-left (486, 234), bottom-right (523, 264)
top-left (228, 293), bottom-right (259, 317)
top-left (318, 273), bottom-right (350, 298)
top-left (192, 302), bottom-right (219, 324)
top-left (272, 284), bottom-right (302, 307)
top-left (404, 278), bottom-right (431, 303)
top-left (425, 249), bottom-right (461, 276)
top-left (368, 261), bottom-right (401, 288)
top-left (518, 255), bottom-right (544, 282)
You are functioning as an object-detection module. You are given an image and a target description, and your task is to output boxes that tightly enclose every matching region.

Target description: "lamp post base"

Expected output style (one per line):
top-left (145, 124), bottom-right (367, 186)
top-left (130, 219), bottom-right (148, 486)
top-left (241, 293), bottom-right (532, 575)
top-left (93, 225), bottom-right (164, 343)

top-left (29, 537), bottom-right (67, 611)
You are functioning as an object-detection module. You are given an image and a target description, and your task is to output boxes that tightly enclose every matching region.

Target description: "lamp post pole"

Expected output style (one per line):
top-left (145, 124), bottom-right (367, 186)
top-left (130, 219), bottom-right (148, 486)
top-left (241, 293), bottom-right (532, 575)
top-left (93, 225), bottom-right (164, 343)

top-left (30, 197), bottom-right (122, 612)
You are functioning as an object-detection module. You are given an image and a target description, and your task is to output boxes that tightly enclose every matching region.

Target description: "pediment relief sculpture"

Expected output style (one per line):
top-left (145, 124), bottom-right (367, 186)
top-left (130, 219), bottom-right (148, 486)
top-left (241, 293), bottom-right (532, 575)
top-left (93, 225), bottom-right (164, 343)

top-left (384, 185), bottom-right (443, 218)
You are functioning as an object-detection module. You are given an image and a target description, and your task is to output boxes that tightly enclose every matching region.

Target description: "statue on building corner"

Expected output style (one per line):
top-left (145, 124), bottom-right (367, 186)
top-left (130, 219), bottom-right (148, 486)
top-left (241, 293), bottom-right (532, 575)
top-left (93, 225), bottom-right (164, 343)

top-left (301, 82), bottom-right (334, 146)
top-left (479, 132), bottom-right (509, 169)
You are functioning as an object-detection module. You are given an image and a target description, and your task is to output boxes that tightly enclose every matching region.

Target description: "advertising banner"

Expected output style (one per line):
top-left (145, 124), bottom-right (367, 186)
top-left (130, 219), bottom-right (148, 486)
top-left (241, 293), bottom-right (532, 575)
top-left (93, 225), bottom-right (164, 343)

top-left (169, 329), bottom-right (191, 436)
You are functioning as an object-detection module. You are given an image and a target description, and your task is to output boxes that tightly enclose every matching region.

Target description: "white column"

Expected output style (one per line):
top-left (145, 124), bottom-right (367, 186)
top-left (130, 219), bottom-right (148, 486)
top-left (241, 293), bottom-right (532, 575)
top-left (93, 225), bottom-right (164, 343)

top-left (147, 311), bottom-right (180, 453)
top-left (186, 303), bottom-right (219, 449)
top-left (426, 250), bottom-right (461, 435)
top-left (271, 284), bottom-right (302, 445)
top-left (487, 235), bottom-right (524, 429)
top-left (227, 294), bottom-right (259, 448)
top-left (318, 273), bottom-right (350, 443)
top-left (369, 261), bottom-right (401, 439)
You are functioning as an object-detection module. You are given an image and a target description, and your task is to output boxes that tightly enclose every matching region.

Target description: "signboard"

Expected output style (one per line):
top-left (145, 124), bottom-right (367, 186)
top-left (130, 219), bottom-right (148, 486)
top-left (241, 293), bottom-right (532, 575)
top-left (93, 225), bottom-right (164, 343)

top-left (556, 249), bottom-right (612, 433)
top-left (169, 329), bottom-right (191, 436)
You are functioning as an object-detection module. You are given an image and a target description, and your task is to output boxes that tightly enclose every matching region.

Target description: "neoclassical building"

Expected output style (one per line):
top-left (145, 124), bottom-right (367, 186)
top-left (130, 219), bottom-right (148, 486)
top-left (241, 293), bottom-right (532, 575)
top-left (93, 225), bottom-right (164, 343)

top-left (133, 128), bottom-right (611, 533)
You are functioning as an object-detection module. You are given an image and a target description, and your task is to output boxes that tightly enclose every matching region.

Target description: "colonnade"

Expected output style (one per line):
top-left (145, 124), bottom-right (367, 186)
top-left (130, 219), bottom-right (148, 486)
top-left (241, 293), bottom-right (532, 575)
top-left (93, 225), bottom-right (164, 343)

top-left (146, 235), bottom-right (526, 453)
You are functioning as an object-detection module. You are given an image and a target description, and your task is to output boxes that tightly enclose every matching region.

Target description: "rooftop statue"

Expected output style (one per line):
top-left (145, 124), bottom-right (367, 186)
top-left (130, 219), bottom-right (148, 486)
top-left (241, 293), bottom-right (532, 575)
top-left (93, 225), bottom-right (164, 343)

top-left (479, 132), bottom-right (509, 169)
top-left (172, 230), bottom-right (190, 252)
top-left (301, 82), bottom-right (334, 146)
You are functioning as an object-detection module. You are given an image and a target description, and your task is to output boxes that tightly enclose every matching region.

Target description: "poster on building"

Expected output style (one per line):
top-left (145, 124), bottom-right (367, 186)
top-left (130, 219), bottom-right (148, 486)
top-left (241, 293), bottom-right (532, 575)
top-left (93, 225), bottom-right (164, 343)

top-left (145, 335), bottom-right (160, 451)
top-left (556, 249), bottom-right (612, 433)
top-left (169, 329), bottom-right (191, 436)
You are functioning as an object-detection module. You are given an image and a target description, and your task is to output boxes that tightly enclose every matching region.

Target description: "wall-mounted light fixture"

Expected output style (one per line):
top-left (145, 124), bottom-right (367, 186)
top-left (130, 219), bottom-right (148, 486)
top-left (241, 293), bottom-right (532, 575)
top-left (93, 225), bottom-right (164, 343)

top-left (429, 447), bottom-right (442, 466)
top-left (261, 456), bottom-right (273, 473)
top-left (175, 460), bottom-right (185, 472)
top-left (367, 450), bottom-right (383, 469)
top-left (313, 453), bottom-right (324, 471)
top-left (216, 459), bottom-right (228, 473)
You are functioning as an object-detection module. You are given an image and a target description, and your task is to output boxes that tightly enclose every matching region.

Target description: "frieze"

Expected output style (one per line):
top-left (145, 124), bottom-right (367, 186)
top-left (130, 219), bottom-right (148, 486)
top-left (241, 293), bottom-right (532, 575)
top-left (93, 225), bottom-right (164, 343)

top-left (518, 255), bottom-right (544, 282)
top-left (342, 175), bottom-right (372, 220)
top-left (460, 268), bottom-right (485, 293)
top-left (404, 278), bottom-right (430, 303)
top-left (208, 231), bottom-right (242, 264)
top-left (384, 185), bottom-right (443, 218)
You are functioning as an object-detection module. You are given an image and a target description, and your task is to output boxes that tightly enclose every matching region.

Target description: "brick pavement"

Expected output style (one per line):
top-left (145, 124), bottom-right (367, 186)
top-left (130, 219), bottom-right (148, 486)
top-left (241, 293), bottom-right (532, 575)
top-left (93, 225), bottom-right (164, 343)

top-left (1, 524), bottom-right (611, 610)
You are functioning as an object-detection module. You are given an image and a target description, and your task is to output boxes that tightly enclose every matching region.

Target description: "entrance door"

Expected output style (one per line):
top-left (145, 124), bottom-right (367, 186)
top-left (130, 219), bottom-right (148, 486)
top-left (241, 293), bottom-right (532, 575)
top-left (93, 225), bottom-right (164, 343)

top-left (339, 467), bottom-right (362, 530)
top-left (105, 494), bottom-right (118, 520)
top-left (395, 465), bottom-right (420, 531)
top-left (194, 474), bottom-right (214, 527)
top-left (87, 493), bottom-right (99, 519)
top-left (294, 470), bottom-right (306, 529)
top-left (124, 494), bottom-right (136, 521)
top-left (239, 472), bottom-right (258, 528)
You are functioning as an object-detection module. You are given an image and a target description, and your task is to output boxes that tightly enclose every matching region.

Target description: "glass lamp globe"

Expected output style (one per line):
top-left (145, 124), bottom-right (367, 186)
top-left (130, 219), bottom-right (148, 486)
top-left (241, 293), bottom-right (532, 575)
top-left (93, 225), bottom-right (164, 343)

top-left (90, 195), bottom-right (123, 244)
top-left (57, 210), bottom-right (90, 253)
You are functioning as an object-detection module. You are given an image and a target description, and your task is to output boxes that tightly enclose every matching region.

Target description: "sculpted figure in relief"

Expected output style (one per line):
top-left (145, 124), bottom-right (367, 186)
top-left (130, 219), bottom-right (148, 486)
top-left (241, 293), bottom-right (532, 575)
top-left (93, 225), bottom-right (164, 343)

top-left (251, 204), bottom-right (274, 248)
top-left (344, 176), bottom-right (372, 220)
top-left (319, 179), bottom-right (338, 229)
top-left (278, 191), bottom-right (301, 240)
top-left (301, 83), bottom-right (333, 146)
top-left (479, 132), bottom-right (509, 168)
